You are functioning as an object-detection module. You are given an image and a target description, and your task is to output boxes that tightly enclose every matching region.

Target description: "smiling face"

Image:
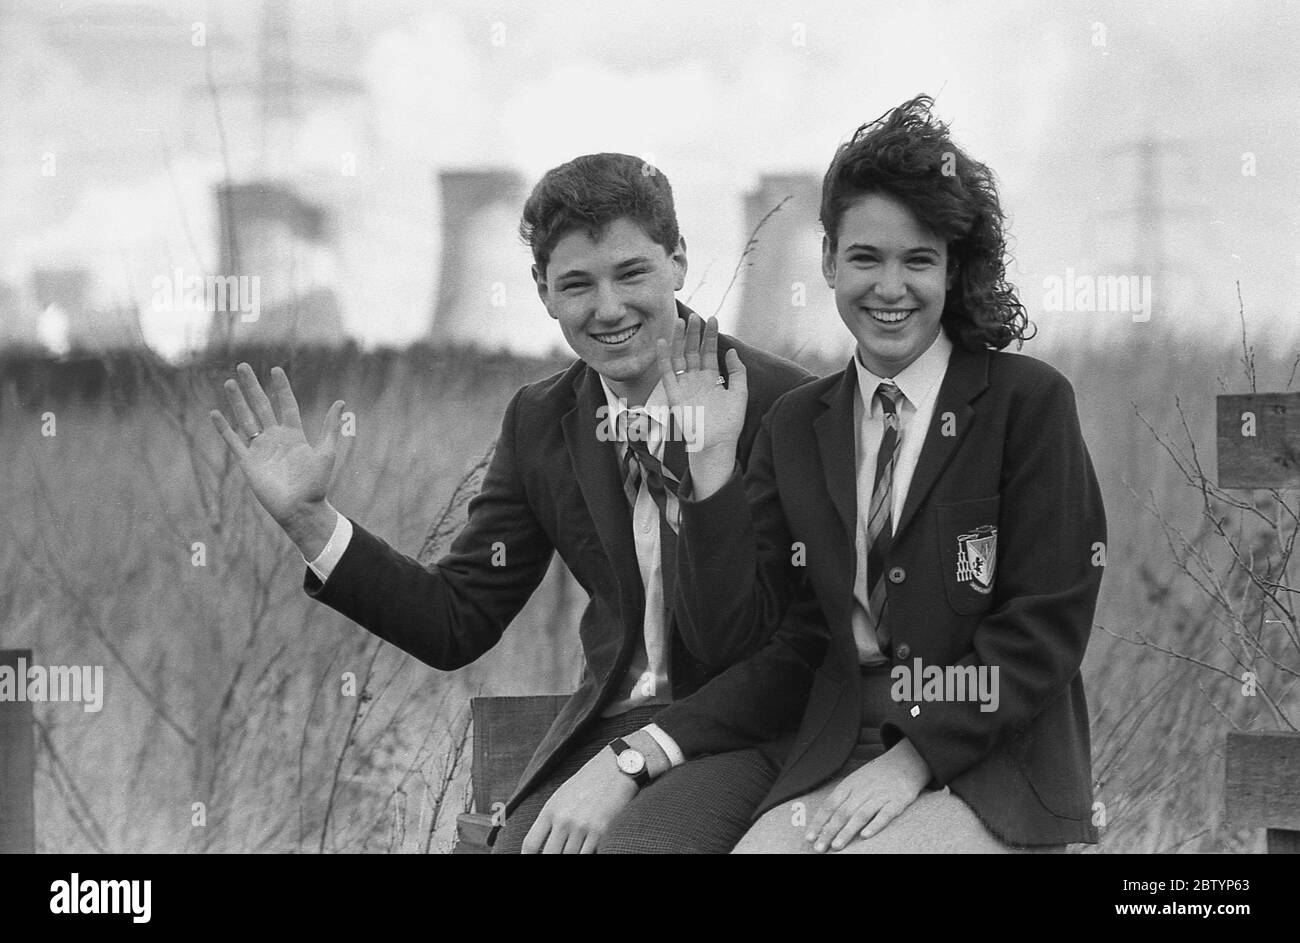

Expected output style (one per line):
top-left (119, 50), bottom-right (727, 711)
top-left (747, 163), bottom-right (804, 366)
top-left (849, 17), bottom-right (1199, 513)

top-left (535, 217), bottom-right (686, 405)
top-left (823, 191), bottom-right (953, 377)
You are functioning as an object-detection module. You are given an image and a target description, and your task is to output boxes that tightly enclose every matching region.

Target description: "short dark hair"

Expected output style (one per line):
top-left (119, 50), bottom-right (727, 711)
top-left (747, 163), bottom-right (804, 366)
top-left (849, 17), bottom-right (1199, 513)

top-left (519, 153), bottom-right (681, 275)
top-left (820, 95), bottom-right (1033, 351)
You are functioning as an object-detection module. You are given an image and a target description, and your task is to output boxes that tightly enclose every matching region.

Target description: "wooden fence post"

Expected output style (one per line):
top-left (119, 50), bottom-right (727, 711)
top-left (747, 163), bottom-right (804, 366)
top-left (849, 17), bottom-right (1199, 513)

top-left (1225, 730), bottom-right (1300, 853)
top-left (1216, 392), bottom-right (1300, 489)
top-left (1217, 393), bottom-right (1300, 853)
top-left (453, 695), bottom-right (568, 854)
top-left (0, 649), bottom-right (36, 853)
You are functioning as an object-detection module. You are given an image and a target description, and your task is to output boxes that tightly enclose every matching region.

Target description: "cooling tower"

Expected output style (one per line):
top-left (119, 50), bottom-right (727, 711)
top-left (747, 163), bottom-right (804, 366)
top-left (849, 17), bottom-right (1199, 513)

top-left (429, 168), bottom-right (556, 355)
top-left (209, 181), bottom-right (345, 349)
top-left (735, 173), bottom-right (850, 362)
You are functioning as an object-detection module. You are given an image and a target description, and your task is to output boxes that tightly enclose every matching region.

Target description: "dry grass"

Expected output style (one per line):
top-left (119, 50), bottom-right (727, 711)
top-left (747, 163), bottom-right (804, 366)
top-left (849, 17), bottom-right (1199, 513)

top-left (1, 344), bottom-right (584, 853)
top-left (1, 321), bottom-right (1296, 853)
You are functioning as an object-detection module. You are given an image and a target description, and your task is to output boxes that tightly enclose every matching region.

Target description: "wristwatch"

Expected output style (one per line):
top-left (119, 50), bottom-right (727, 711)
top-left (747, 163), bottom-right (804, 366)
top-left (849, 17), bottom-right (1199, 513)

top-left (608, 737), bottom-right (650, 788)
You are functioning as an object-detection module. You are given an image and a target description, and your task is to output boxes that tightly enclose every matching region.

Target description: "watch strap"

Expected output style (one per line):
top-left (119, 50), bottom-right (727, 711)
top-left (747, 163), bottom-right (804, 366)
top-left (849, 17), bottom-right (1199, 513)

top-left (608, 737), bottom-right (650, 788)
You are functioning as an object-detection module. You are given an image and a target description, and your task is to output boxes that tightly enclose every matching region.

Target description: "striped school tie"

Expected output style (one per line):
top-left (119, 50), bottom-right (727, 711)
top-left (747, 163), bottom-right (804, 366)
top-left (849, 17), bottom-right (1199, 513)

top-left (621, 407), bottom-right (686, 619)
top-left (863, 382), bottom-right (903, 655)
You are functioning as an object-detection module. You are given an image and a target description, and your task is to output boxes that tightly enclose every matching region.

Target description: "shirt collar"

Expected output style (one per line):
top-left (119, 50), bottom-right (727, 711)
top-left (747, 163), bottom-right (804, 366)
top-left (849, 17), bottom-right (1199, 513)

top-left (853, 327), bottom-right (953, 416)
top-left (599, 374), bottom-right (670, 449)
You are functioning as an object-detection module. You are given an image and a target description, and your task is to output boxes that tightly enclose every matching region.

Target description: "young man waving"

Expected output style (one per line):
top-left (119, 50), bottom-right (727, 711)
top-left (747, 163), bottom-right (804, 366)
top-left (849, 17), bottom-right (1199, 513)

top-left (211, 153), bottom-right (825, 853)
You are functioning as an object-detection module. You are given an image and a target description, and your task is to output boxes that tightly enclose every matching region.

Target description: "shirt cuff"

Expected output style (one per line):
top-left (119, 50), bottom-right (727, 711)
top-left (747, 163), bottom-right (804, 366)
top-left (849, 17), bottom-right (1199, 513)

top-left (304, 512), bottom-right (353, 584)
top-left (641, 723), bottom-right (686, 770)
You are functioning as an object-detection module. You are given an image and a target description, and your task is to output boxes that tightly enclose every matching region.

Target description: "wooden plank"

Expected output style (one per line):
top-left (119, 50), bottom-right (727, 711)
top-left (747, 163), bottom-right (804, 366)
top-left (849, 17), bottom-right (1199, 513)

top-left (452, 812), bottom-right (494, 855)
top-left (1266, 829), bottom-right (1300, 854)
top-left (470, 694), bottom-right (568, 815)
top-left (1216, 393), bottom-right (1300, 489)
top-left (1225, 730), bottom-right (1300, 833)
top-left (0, 650), bottom-right (36, 854)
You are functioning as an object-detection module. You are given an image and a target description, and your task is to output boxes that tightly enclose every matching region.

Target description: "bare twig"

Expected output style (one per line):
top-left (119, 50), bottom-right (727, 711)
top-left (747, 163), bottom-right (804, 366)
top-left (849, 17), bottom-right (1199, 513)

top-left (31, 715), bottom-right (112, 853)
top-left (1236, 281), bottom-right (1257, 393)
top-left (713, 196), bottom-right (793, 319)
top-left (417, 444), bottom-right (495, 567)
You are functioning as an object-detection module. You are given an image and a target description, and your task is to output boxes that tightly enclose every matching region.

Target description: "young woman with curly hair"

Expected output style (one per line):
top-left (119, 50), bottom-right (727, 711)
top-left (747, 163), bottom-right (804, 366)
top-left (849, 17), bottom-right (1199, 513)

top-left (661, 95), bottom-right (1107, 853)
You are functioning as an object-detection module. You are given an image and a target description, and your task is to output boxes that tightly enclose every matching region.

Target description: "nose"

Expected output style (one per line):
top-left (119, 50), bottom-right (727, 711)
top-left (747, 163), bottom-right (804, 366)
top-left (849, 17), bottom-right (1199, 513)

top-left (590, 280), bottom-right (625, 324)
top-left (872, 262), bottom-right (907, 303)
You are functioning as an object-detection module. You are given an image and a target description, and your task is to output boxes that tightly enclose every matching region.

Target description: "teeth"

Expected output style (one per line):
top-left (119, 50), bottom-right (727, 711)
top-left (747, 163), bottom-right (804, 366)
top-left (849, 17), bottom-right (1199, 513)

top-left (869, 309), bottom-right (913, 323)
top-left (593, 325), bottom-right (639, 345)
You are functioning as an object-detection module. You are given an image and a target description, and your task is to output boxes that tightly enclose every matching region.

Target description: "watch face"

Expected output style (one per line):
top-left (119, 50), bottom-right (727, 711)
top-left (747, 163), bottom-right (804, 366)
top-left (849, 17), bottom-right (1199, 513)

top-left (617, 750), bottom-right (645, 775)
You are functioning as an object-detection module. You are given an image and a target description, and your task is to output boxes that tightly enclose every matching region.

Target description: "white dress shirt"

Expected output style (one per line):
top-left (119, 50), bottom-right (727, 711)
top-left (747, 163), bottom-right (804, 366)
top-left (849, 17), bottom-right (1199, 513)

top-left (850, 328), bottom-right (954, 665)
top-left (597, 376), bottom-right (676, 718)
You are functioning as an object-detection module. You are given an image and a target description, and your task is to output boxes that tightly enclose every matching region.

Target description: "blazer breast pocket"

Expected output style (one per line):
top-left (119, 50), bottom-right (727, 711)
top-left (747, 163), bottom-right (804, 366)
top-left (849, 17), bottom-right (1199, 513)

top-left (935, 495), bottom-right (1001, 616)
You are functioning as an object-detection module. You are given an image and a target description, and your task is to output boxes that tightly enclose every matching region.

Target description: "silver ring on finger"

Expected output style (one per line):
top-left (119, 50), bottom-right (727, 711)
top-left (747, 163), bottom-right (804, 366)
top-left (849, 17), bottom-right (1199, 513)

top-left (715, 376), bottom-right (727, 385)
top-left (248, 430), bottom-right (262, 442)
top-left (674, 369), bottom-right (686, 376)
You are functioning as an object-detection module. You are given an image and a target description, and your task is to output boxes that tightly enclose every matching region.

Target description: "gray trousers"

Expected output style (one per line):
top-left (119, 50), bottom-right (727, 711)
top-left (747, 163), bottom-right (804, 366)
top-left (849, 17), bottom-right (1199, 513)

top-left (492, 706), bottom-right (779, 854)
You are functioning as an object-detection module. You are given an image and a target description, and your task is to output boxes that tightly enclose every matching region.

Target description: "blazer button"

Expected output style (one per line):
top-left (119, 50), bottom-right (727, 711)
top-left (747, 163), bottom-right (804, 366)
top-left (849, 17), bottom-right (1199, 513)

top-left (888, 566), bottom-right (906, 584)
top-left (895, 643), bottom-right (911, 660)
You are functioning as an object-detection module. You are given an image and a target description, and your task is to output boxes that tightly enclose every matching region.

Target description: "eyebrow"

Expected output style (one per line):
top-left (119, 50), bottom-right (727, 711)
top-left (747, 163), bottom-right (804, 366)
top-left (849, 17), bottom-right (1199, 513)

top-left (555, 257), bottom-right (654, 281)
top-left (844, 243), bottom-right (941, 254)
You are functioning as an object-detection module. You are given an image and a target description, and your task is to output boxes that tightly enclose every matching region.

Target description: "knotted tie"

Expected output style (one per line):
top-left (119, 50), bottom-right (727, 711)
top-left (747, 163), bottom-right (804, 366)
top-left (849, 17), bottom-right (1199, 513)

top-left (619, 408), bottom-right (689, 697)
top-left (863, 382), bottom-right (903, 654)
top-left (621, 408), bottom-right (686, 605)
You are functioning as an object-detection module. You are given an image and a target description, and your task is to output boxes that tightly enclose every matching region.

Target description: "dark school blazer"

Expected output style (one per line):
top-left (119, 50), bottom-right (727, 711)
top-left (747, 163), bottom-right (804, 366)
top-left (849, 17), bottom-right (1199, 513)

top-left (675, 339), bottom-right (1107, 845)
top-left (303, 302), bottom-right (827, 815)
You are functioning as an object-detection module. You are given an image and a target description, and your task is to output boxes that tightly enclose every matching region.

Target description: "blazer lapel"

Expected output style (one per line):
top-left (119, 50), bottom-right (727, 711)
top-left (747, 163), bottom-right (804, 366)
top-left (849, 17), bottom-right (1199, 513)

top-left (813, 366), bottom-right (859, 542)
top-left (811, 367), bottom-right (864, 675)
top-left (893, 344), bottom-right (990, 541)
top-left (561, 367), bottom-right (644, 626)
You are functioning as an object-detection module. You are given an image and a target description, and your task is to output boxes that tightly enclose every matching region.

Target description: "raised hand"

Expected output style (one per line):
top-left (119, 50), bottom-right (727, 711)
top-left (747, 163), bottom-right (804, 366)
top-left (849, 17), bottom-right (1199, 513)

top-left (209, 363), bottom-right (346, 558)
top-left (655, 312), bottom-right (747, 499)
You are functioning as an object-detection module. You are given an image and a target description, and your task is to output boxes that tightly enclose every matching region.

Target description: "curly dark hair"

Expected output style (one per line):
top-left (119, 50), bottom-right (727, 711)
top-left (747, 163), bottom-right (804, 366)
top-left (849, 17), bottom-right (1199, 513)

top-left (820, 95), bottom-right (1033, 351)
top-left (519, 153), bottom-right (681, 275)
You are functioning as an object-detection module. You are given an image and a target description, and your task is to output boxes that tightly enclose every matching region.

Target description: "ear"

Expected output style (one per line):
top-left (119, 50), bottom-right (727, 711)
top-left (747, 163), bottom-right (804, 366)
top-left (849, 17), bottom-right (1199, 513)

top-left (821, 233), bottom-right (837, 289)
top-left (669, 236), bottom-right (687, 292)
top-left (532, 263), bottom-right (557, 320)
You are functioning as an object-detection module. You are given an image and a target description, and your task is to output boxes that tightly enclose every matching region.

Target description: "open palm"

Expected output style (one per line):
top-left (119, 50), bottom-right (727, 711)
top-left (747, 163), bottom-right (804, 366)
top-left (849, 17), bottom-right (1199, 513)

top-left (209, 363), bottom-right (345, 525)
top-left (655, 312), bottom-right (747, 458)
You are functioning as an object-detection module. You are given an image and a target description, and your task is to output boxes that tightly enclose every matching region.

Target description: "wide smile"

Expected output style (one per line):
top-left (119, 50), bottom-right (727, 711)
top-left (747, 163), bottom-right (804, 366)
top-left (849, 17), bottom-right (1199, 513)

top-left (864, 308), bottom-right (917, 326)
top-left (591, 324), bottom-right (641, 346)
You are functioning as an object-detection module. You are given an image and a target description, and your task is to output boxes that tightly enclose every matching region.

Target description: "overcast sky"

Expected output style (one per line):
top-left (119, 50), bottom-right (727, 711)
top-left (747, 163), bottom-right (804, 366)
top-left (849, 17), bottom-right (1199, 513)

top-left (3, 0), bottom-right (1297, 356)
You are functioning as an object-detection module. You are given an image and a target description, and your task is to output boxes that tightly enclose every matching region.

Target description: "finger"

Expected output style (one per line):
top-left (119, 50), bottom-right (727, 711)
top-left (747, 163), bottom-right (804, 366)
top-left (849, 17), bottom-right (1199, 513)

top-left (521, 815), bottom-right (549, 855)
top-left (724, 347), bottom-right (747, 389)
top-left (807, 788), bottom-right (847, 842)
top-left (859, 801), bottom-right (903, 841)
top-left (670, 318), bottom-right (687, 375)
top-left (684, 312), bottom-right (703, 373)
top-left (579, 832), bottom-right (600, 854)
top-left (832, 801), bottom-right (886, 852)
top-left (318, 400), bottom-right (345, 453)
top-left (702, 317), bottom-right (720, 375)
top-left (561, 827), bottom-right (587, 855)
top-left (540, 822), bottom-right (568, 855)
top-left (656, 339), bottom-right (680, 403)
top-left (814, 805), bottom-right (853, 853)
top-left (223, 377), bottom-right (260, 438)
top-left (271, 366), bottom-right (304, 430)
top-left (236, 362), bottom-right (277, 429)
top-left (209, 410), bottom-right (249, 460)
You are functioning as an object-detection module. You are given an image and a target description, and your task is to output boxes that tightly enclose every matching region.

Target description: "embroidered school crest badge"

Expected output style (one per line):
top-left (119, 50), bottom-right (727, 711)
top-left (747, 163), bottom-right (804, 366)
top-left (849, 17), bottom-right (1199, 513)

top-left (956, 525), bottom-right (997, 594)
